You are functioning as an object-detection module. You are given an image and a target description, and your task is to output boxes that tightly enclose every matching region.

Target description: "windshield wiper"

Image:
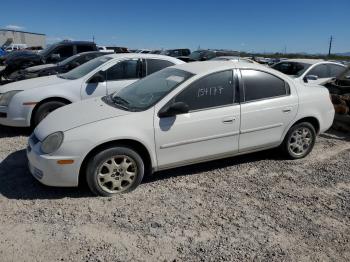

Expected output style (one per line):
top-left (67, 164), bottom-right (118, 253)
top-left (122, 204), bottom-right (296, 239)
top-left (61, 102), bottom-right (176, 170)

top-left (112, 95), bottom-right (130, 106)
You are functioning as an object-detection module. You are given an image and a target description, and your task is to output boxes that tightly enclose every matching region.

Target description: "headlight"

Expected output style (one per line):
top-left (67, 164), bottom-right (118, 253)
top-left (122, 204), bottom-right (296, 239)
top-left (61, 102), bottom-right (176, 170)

top-left (0, 90), bottom-right (23, 106)
top-left (41, 132), bottom-right (64, 154)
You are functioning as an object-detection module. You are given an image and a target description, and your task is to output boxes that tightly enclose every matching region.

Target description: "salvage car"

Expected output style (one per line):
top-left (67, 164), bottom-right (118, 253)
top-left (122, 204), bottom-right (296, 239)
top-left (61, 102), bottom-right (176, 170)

top-left (7, 51), bottom-right (111, 83)
top-left (0, 40), bottom-right (97, 78)
top-left (160, 49), bottom-right (191, 58)
top-left (0, 54), bottom-right (184, 128)
top-left (27, 61), bottom-right (335, 196)
top-left (272, 59), bottom-right (346, 85)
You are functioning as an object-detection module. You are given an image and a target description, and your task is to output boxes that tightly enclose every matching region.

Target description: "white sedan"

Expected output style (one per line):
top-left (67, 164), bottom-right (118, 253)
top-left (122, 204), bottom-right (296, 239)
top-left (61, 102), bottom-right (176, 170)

top-left (271, 59), bottom-right (346, 85)
top-left (27, 61), bottom-right (335, 196)
top-left (0, 54), bottom-right (183, 128)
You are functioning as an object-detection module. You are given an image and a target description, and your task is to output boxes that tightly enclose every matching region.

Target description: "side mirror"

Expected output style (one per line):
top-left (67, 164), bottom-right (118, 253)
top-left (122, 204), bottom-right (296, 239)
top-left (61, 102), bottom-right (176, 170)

top-left (303, 75), bottom-right (318, 82)
top-left (88, 71), bottom-right (105, 83)
top-left (50, 53), bottom-right (60, 62)
top-left (158, 102), bottom-right (189, 118)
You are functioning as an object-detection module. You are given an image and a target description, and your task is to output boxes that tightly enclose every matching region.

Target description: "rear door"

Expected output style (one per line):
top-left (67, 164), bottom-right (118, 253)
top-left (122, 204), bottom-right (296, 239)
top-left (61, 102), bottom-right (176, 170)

top-left (105, 59), bottom-right (143, 94)
top-left (145, 59), bottom-right (176, 76)
top-left (239, 69), bottom-right (298, 152)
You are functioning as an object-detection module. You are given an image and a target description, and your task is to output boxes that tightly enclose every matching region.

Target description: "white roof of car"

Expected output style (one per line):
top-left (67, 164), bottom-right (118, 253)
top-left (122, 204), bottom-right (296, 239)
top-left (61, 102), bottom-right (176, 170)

top-left (171, 61), bottom-right (269, 75)
top-left (283, 59), bottom-right (324, 64)
top-left (102, 53), bottom-right (184, 64)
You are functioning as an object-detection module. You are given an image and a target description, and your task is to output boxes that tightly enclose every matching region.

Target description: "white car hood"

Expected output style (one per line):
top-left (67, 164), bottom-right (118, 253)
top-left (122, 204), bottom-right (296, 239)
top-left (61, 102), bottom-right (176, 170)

top-left (0, 75), bottom-right (67, 93)
top-left (35, 97), bottom-right (131, 139)
top-left (25, 64), bottom-right (56, 72)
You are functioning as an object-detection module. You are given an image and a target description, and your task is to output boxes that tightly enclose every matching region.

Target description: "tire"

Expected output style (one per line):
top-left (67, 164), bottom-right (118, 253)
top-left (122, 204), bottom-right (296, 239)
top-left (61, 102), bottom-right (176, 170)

top-left (282, 122), bottom-right (316, 159)
top-left (86, 147), bottom-right (145, 196)
top-left (32, 101), bottom-right (67, 128)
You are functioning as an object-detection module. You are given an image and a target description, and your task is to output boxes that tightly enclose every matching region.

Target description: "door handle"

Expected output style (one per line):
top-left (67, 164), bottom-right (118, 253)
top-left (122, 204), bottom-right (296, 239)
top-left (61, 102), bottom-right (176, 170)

top-left (282, 108), bottom-right (292, 113)
top-left (222, 116), bottom-right (236, 124)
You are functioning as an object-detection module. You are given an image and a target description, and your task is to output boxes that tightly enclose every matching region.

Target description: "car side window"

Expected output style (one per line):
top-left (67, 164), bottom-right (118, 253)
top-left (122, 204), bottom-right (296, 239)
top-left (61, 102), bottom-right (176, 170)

top-left (328, 64), bottom-right (345, 77)
top-left (146, 59), bottom-right (174, 75)
top-left (308, 64), bottom-right (329, 78)
top-left (77, 45), bottom-right (95, 53)
top-left (174, 70), bottom-right (234, 111)
top-left (241, 69), bottom-right (289, 102)
top-left (106, 59), bottom-right (141, 81)
top-left (53, 46), bottom-right (74, 59)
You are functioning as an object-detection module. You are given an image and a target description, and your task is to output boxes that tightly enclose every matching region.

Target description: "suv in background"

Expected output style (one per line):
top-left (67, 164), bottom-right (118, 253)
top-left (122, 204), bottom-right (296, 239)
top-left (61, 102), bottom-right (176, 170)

top-left (0, 41), bottom-right (97, 79)
top-left (178, 49), bottom-right (238, 62)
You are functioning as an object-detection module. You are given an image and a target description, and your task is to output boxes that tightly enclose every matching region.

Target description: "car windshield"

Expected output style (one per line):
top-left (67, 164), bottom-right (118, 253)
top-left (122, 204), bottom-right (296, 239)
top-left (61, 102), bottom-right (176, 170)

top-left (109, 68), bottom-right (194, 111)
top-left (38, 44), bottom-right (58, 57)
top-left (272, 62), bottom-right (312, 77)
top-left (57, 53), bottom-right (81, 66)
top-left (188, 51), bottom-right (202, 60)
top-left (58, 56), bottom-right (112, 80)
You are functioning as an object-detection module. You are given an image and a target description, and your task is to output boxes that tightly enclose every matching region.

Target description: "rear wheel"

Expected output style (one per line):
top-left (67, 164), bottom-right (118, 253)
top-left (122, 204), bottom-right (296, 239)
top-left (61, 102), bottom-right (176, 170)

top-left (86, 147), bottom-right (145, 196)
top-left (32, 101), bottom-right (67, 128)
top-left (282, 122), bottom-right (316, 159)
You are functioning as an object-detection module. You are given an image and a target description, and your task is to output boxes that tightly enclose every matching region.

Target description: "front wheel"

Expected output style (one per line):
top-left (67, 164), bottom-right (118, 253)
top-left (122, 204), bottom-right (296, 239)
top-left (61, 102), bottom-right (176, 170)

top-left (282, 122), bottom-right (316, 159)
top-left (32, 101), bottom-right (67, 128)
top-left (86, 147), bottom-right (145, 196)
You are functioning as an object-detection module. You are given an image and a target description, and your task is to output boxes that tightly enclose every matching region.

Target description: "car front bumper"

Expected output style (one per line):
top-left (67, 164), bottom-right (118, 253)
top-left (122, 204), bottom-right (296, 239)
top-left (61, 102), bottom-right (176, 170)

top-left (0, 105), bottom-right (28, 127)
top-left (26, 135), bottom-right (81, 187)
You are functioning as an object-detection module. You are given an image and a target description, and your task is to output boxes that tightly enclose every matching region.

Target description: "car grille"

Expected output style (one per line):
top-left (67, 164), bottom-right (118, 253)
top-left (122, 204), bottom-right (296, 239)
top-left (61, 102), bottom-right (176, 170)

top-left (32, 166), bottom-right (44, 180)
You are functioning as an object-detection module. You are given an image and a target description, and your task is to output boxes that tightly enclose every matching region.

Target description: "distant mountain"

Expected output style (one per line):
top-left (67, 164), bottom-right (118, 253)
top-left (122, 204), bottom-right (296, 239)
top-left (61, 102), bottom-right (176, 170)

top-left (335, 52), bottom-right (350, 57)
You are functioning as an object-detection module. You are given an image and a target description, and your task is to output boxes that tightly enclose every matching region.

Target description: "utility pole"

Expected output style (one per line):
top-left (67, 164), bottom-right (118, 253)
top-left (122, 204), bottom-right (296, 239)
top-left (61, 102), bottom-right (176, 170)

top-left (92, 35), bottom-right (95, 43)
top-left (328, 35), bottom-right (333, 56)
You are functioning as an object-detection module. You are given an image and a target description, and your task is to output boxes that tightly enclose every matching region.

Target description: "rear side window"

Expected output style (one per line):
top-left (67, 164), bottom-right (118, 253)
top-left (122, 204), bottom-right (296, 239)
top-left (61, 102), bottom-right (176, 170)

top-left (174, 70), bottom-right (234, 111)
top-left (106, 59), bottom-right (141, 80)
top-left (328, 64), bottom-right (345, 77)
top-left (241, 70), bottom-right (288, 102)
top-left (146, 59), bottom-right (174, 75)
top-left (77, 45), bottom-right (95, 53)
top-left (308, 64), bottom-right (329, 78)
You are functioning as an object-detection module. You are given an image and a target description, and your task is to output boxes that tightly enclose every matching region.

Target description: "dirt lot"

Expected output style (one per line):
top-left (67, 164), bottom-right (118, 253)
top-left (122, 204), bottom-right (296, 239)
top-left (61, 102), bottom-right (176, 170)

top-left (0, 126), bottom-right (349, 262)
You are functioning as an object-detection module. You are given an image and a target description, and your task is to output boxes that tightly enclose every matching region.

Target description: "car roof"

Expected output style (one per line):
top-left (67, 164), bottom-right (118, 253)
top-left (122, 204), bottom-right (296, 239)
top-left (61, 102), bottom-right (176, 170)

top-left (171, 61), bottom-right (269, 75)
top-left (283, 59), bottom-right (324, 64)
top-left (103, 53), bottom-right (184, 64)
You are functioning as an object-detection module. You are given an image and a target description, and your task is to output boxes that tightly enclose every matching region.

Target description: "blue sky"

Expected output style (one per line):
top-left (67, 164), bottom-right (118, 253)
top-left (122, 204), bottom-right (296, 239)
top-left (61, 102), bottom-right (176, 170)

top-left (1, 0), bottom-right (349, 53)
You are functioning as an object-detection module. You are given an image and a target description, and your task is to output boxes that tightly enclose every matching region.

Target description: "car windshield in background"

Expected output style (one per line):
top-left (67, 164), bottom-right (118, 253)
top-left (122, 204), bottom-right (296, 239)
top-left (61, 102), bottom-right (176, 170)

top-left (58, 56), bottom-right (112, 80)
top-left (110, 68), bottom-right (194, 111)
top-left (57, 54), bottom-right (80, 66)
top-left (39, 44), bottom-right (57, 57)
top-left (188, 51), bottom-right (202, 60)
top-left (272, 62), bottom-right (311, 77)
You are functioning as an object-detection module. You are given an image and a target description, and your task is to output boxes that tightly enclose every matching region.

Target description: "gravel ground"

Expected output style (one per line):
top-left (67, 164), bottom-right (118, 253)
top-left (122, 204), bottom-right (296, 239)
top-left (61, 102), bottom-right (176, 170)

top-left (0, 126), bottom-right (349, 262)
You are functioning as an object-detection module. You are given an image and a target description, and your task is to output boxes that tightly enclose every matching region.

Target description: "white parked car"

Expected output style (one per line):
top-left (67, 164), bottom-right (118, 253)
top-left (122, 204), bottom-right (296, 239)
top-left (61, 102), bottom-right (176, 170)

top-left (27, 61), bottom-right (335, 196)
top-left (0, 54), bottom-right (184, 127)
top-left (272, 59), bottom-right (346, 85)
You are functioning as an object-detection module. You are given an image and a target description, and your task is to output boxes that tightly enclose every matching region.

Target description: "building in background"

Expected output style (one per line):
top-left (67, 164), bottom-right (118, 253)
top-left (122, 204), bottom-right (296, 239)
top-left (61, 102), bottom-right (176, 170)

top-left (0, 29), bottom-right (46, 48)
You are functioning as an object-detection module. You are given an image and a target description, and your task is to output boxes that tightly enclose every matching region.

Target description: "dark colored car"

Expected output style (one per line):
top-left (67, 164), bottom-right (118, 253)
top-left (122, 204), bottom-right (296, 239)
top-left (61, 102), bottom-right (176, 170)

top-left (324, 65), bottom-right (350, 95)
top-left (160, 49), bottom-right (191, 58)
top-left (0, 41), bottom-right (97, 79)
top-left (178, 49), bottom-right (238, 62)
top-left (7, 51), bottom-right (110, 83)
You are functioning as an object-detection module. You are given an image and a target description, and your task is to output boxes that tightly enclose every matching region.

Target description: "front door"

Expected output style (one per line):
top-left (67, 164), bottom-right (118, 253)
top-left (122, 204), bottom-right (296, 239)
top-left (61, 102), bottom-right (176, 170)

top-left (154, 70), bottom-right (240, 169)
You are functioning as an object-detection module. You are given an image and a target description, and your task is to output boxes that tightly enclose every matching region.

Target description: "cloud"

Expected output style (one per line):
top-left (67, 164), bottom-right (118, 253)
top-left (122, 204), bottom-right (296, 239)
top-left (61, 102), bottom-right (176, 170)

top-left (5, 25), bottom-right (25, 30)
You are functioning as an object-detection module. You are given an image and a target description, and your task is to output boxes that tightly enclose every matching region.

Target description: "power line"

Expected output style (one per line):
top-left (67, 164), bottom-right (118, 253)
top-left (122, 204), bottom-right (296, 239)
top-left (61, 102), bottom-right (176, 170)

top-left (328, 35), bottom-right (333, 56)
